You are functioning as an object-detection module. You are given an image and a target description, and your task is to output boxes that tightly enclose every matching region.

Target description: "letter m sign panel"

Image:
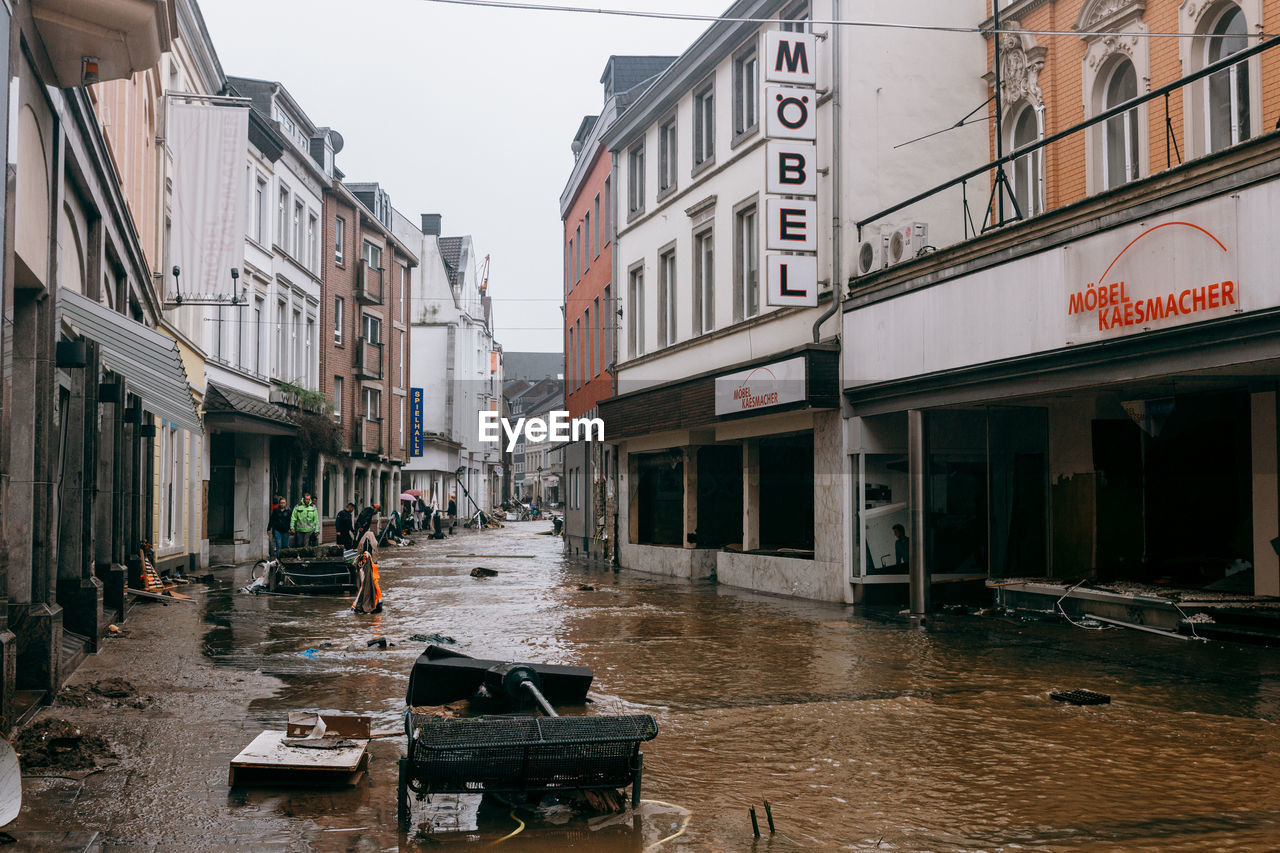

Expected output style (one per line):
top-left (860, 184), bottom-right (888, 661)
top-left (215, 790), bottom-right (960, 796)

top-left (764, 31), bottom-right (817, 86)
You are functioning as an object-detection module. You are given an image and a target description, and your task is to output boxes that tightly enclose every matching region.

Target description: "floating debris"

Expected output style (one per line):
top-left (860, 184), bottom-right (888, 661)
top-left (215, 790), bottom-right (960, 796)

top-left (408, 633), bottom-right (456, 645)
top-left (1049, 688), bottom-right (1111, 706)
top-left (470, 567), bottom-right (499, 578)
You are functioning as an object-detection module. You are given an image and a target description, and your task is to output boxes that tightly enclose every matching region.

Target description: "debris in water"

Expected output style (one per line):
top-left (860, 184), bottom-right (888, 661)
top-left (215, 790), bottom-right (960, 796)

top-left (471, 567), bottom-right (499, 578)
top-left (55, 678), bottom-right (150, 709)
top-left (107, 625), bottom-right (121, 634)
top-left (367, 638), bottom-right (388, 650)
top-left (578, 585), bottom-right (596, 591)
top-left (299, 648), bottom-right (319, 658)
top-left (1049, 688), bottom-right (1111, 706)
top-left (408, 633), bottom-right (456, 645)
top-left (15, 719), bottom-right (116, 771)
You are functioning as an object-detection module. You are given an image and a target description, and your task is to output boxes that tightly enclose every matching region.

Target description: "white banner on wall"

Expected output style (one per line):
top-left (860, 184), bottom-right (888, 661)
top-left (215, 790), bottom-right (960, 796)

top-left (166, 101), bottom-right (250, 304)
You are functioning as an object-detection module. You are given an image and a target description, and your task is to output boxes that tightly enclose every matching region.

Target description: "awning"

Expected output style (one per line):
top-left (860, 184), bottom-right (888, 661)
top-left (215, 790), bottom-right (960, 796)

top-left (57, 288), bottom-right (203, 434)
top-left (203, 382), bottom-right (296, 436)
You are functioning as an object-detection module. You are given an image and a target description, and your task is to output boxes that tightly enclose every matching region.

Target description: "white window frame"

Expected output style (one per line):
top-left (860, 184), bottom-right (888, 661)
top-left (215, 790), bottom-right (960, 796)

top-left (627, 144), bottom-right (645, 217)
top-left (734, 201), bottom-right (758, 321)
top-left (693, 228), bottom-right (714, 335)
top-left (333, 296), bottom-right (344, 345)
top-left (335, 216), bottom-right (345, 264)
top-left (658, 243), bottom-right (677, 347)
top-left (693, 81), bottom-right (716, 170)
top-left (628, 263), bottom-right (645, 359)
top-left (733, 46), bottom-right (759, 140)
top-left (658, 116), bottom-right (677, 194)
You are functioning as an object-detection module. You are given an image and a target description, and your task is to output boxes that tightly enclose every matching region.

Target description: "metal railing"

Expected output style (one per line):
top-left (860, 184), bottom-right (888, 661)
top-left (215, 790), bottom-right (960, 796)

top-left (854, 35), bottom-right (1280, 258)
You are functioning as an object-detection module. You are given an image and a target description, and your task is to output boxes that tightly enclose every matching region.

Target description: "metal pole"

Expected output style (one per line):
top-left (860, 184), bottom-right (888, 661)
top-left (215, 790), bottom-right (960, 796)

top-left (909, 409), bottom-right (929, 618)
top-left (992, 0), bottom-right (1004, 225)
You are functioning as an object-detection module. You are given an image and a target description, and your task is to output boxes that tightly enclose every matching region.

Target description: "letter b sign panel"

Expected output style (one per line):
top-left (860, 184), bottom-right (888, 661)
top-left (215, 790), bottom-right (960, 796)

top-left (767, 141), bottom-right (816, 196)
top-left (766, 255), bottom-right (818, 307)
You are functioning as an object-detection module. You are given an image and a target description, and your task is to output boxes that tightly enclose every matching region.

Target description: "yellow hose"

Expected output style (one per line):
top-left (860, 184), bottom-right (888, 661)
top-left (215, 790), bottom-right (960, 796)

top-left (641, 799), bottom-right (692, 852)
top-left (492, 810), bottom-right (525, 844)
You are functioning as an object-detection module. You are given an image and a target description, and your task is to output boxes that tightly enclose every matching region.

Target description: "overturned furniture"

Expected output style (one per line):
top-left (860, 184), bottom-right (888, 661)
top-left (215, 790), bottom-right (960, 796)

top-left (230, 713), bottom-right (372, 787)
top-left (262, 546), bottom-right (358, 594)
top-left (397, 649), bottom-right (658, 827)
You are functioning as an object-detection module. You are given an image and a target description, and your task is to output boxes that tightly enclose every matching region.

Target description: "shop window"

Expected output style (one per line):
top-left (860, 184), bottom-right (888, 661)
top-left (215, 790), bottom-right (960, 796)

top-left (759, 433), bottom-right (814, 552)
top-left (696, 446), bottom-right (743, 548)
top-left (636, 451), bottom-right (683, 545)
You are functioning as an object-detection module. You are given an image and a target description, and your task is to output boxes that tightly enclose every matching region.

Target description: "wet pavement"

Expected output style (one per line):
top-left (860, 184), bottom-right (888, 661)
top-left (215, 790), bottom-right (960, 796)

top-left (11, 522), bottom-right (1280, 851)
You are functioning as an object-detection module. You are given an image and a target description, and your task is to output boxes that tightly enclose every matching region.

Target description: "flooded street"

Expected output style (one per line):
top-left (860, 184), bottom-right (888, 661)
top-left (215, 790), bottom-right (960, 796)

top-left (16, 521), bottom-right (1280, 851)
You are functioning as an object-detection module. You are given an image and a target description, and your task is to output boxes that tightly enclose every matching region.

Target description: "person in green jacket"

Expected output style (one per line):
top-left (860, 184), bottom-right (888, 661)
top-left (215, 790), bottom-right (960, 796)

top-left (290, 493), bottom-right (319, 548)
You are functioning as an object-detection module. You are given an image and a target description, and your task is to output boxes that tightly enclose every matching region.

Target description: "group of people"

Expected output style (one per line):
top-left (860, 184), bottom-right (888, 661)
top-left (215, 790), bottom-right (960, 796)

top-left (267, 491), bottom-right (462, 558)
top-left (268, 493), bottom-right (320, 554)
top-left (334, 502), bottom-right (384, 554)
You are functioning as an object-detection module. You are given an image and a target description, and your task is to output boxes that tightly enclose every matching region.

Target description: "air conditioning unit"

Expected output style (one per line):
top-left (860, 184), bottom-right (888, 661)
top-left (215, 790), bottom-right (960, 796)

top-left (855, 225), bottom-right (893, 276)
top-left (886, 222), bottom-right (929, 265)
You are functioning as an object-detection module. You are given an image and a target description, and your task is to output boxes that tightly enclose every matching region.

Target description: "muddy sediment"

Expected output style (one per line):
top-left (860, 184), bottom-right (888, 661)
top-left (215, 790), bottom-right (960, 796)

top-left (14, 719), bottom-right (116, 771)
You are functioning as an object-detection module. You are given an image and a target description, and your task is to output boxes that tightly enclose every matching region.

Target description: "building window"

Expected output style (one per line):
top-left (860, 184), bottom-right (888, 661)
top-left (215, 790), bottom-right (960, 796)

top-left (659, 116), bottom-right (677, 194)
top-left (693, 82), bottom-right (715, 169)
top-left (335, 216), bottom-right (345, 264)
top-left (780, 1), bottom-right (810, 31)
top-left (293, 200), bottom-right (304, 259)
top-left (363, 240), bottom-right (382, 272)
top-left (362, 313), bottom-right (381, 345)
top-left (333, 375), bottom-right (343, 422)
top-left (305, 317), bottom-right (315, 387)
top-left (251, 297), bottom-right (263, 375)
top-left (693, 229), bottom-right (714, 335)
top-left (1101, 59), bottom-right (1140, 189)
top-left (1205, 4), bottom-right (1251, 153)
top-left (277, 186), bottom-right (289, 251)
top-left (733, 47), bottom-right (759, 138)
top-left (582, 222), bottom-right (589, 272)
top-left (1009, 103), bottom-right (1043, 218)
top-left (363, 386), bottom-right (381, 421)
top-left (584, 307), bottom-right (592, 380)
top-left (603, 283), bottom-right (612, 369)
top-left (658, 245), bottom-right (677, 347)
top-left (401, 264), bottom-right (409, 320)
top-left (274, 300), bottom-right (285, 379)
top-left (627, 144), bottom-right (645, 216)
top-left (628, 265), bottom-right (645, 358)
top-left (734, 203), bottom-right (758, 321)
top-left (254, 174), bottom-right (268, 244)
top-left (567, 238), bottom-right (574, 288)
top-left (292, 307), bottom-right (303, 383)
top-left (307, 213), bottom-right (318, 271)
top-left (398, 329), bottom-right (405, 386)
top-left (568, 326), bottom-right (575, 388)
top-left (575, 318), bottom-right (583, 389)
top-left (604, 177), bottom-right (612, 242)
top-left (333, 296), bottom-right (344, 344)
top-left (593, 296), bottom-right (601, 376)
top-left (593, 194), bottom-right (600, 257)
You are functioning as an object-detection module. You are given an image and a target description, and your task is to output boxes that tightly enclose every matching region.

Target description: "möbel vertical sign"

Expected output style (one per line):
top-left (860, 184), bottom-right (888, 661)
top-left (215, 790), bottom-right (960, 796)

top-left (410, 387), bottom-right (423, 457)
top-left (763, 29), bottom-right (819, 308)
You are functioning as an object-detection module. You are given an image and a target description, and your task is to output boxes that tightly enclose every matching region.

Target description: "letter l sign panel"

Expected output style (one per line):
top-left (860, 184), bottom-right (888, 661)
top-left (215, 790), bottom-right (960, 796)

top-left (766, 254), bottom-right (818, 307)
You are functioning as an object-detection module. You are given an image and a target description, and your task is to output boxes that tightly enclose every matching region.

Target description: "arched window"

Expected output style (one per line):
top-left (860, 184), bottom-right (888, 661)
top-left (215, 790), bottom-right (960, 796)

top-left (1205, 4), bottom-right (1250, 152)
top-left (1008, 103), bottom-right (1042, 218)
top-left (1102, 59), bottom-right (1140, 189)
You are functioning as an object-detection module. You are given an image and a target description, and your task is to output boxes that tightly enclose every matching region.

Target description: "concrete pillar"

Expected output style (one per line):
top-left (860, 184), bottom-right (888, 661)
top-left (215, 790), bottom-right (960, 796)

top-left (57, 341), bottom-right (104, 647)
top-left (909, 409), bottom-right (930, 617)
top-left (1251, 390), bottom-right (1280, 597)
top-left (682, 447), bottom-right (698, 548)
top-left (743, 440), bottom-right (760, 552)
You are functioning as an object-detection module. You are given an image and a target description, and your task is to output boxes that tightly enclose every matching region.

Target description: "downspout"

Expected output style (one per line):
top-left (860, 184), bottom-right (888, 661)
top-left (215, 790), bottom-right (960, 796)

top-left (609, 145), bottom-right (622, 567)
top-left (812, 0), bottom-right (841, 343)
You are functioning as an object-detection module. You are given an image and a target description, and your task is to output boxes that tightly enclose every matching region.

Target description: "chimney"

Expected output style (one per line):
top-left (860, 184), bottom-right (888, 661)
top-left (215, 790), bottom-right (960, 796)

top-left (421, 214), bottom-right (442, 236)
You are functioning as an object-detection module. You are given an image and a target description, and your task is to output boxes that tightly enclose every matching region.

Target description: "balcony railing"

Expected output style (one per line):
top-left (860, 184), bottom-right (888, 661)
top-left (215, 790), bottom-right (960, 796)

top-left (356, 260), bottom-right (384, 304)
top-left (852, 34), bottom-right (1280, 283)
top-left (355, 417), bottom-right (384, 457)
top-left (355, 337), bottom-right (383, 380)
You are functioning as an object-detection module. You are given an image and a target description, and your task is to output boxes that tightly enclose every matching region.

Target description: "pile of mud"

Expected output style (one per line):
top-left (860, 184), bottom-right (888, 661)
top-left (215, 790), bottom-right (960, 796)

top-left (55, 677), bottom-right (152, 709)
top-left (15, 719), bottom-right (116, 771)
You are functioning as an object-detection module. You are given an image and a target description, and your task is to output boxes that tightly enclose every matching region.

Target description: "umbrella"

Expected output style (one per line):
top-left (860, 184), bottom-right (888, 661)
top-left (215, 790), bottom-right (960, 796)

top-left (400, 492), bottom-right (417, 501)
top-left (405, 489), bottom-right (424, 497)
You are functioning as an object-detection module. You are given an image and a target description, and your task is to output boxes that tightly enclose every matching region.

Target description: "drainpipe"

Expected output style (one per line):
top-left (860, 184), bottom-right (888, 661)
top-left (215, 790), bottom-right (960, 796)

top-left (812, 0), bottom-right (842, 343)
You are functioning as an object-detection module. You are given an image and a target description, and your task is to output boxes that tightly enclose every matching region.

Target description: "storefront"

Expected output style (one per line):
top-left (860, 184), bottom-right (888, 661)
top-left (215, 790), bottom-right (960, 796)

top-left (843, 147), bottom-right (1280, 603)
top-left (599, 344), bottom-right (845, 601)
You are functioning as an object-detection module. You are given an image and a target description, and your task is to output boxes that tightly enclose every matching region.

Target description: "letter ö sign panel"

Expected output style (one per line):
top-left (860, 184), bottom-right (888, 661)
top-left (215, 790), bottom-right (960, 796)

top-left (765, 86), bottom-right (817, 141)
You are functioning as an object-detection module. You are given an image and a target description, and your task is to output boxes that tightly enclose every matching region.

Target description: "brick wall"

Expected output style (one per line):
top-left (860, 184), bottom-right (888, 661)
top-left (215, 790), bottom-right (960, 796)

top-left (564, 148), bottom-right (615, 419)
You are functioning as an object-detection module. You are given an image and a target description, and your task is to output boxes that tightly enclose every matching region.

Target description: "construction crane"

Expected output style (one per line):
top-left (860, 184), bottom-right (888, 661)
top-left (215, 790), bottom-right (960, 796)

top-left (478, 254), bottom-right (490, 296)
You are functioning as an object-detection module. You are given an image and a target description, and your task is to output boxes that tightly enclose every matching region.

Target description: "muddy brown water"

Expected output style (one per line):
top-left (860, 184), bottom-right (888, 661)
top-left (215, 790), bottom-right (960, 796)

top-left (188, 524), bottom-right (1280, 851)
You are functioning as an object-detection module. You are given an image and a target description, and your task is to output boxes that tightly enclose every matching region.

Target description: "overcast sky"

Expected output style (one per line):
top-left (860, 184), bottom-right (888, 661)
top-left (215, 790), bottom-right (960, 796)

top-left (200, 0), bottom-right (730, 353)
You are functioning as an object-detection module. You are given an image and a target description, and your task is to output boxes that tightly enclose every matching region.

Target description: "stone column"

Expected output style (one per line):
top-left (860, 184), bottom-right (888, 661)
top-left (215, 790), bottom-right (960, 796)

top-left (743, 440), bottom-right (760, 552)
top-left (1252, 390), bottom-right (1280, 597)
top-left (909, 409), bottom-right (930, 618)
top-left (94, 377), bottom-right (126, 618)
top-left (682, 447), bottom-right (698, 548)
top-left (56, 340), bottom-right (104, 648)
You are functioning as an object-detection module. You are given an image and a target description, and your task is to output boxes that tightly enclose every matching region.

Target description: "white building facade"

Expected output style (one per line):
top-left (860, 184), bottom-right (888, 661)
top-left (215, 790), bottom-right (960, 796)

top-left (598, 0), bottom-right (989, 602)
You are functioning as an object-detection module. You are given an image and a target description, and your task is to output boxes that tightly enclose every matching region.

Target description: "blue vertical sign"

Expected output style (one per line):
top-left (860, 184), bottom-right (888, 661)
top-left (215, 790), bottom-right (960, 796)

top-left (410, 387), bottom-right (423, 457)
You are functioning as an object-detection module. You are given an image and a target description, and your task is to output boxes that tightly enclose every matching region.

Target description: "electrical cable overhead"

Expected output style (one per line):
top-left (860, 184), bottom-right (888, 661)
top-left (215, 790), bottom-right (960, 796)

top-left (418, 0), bottom-right (1276, 39)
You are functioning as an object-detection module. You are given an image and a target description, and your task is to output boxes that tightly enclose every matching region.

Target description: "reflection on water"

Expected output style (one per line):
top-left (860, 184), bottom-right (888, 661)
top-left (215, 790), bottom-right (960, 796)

top-left (205, 526), bottom-right (1280, 851)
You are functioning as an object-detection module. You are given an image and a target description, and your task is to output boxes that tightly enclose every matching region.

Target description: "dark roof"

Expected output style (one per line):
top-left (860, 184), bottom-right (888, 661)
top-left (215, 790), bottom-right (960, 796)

top-left (438, 237), bottom-right (465, 287)
top-left (224, 76), bottom-right (275, 120)
top-left (204, 382), bottom-right (294, 426)
top-left (601, 56), bottom-right (679, 99)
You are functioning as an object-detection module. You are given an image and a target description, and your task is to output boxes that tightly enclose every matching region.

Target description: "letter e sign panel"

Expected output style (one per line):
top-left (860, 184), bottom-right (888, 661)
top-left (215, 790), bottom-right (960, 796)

top-left (766, 198), bottom-right (817, 252)
top-left (766, 141), bottom-right (816, 196)
top-left (766, 254), bottom-right (818, 307)
top-left (765, 86), bottom-right (817, 141)
top-left (763, 31), bottom-right (817, 85)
